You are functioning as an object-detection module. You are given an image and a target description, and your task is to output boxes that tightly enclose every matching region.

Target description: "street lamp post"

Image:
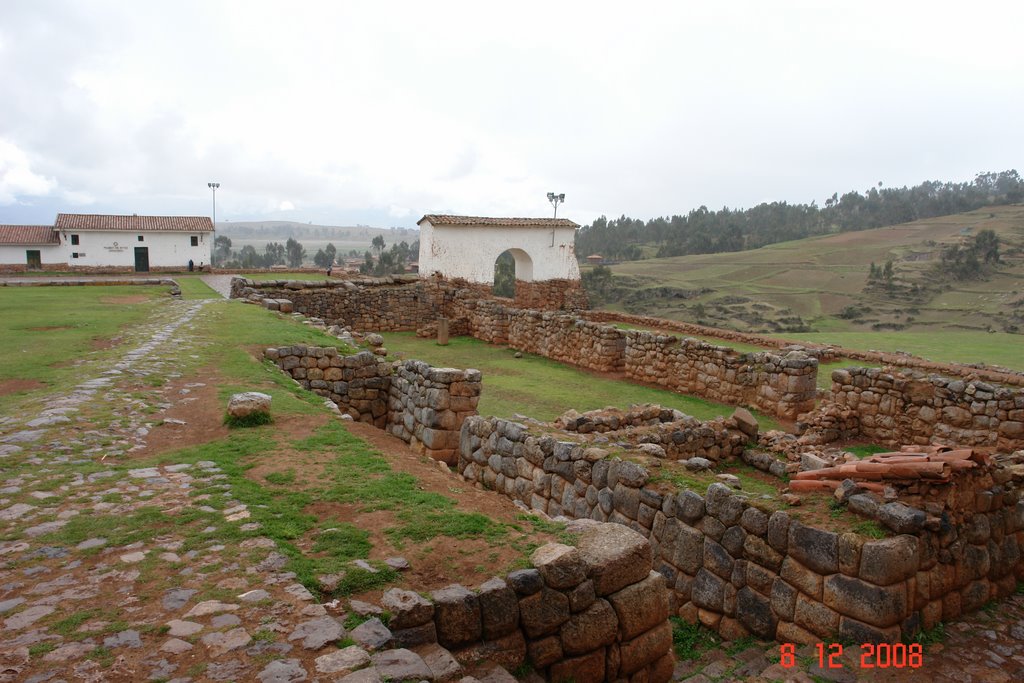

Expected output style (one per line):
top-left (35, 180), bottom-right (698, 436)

top-left (546, 192), bottom-right (565, 246)
top-left (207, 182), bottom-right (220, 229)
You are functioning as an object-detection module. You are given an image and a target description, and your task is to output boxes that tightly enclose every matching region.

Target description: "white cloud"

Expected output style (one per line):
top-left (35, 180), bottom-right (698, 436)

top-left (0, 138), bottom-right (57, 204)
top-left (0, 1), bottom-right (1022, 225)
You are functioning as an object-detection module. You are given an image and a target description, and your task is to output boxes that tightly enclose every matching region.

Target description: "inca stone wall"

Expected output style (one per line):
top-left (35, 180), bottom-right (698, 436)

top-left (457, 416), bottom-right (1024, 643)
top-left (623, 332), bottom-right (818, 421)
top-left (380, 522), bottom-right (674, 683)
top-left (235, 277), bottom-right (818, 420)
top-left (801, 367), bottom-right (1024, 452)
top-left (264, 346), bottom-right (479, 463)
top-left (513, 278), bottom-right (589, 311)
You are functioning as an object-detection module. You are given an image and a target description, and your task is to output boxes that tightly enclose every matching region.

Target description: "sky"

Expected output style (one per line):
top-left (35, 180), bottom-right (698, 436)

top-left (1, 0), bottom-right (1022, 229)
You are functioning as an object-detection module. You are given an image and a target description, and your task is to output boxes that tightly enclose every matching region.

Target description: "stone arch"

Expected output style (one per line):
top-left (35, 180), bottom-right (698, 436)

top-left (504, 247), bottom-right (534, 282)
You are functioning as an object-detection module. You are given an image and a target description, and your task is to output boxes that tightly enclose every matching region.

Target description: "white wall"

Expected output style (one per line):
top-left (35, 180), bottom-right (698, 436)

top-left (59, 230), bottom-right (213, 269)
top-left (0, 244), bottom-right (64, 266)
top-left (417, 220), bottom-right (580, 283)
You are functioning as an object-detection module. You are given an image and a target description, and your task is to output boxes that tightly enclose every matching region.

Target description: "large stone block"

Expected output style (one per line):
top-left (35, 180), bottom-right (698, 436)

top-left (788, 521), bottom-right (838, 575)
top-left (794, 594), bottom-right (840, 639)
top-left (453, 630), bottom-right (527, 671)
top-left (478, 577), bottom-right (519, 640)
top-left (526, 635), bottom-right (562, 668)
top-left (531, 543), bottom-right (587, 589)
top-left (560, 599), bottom-right (618, 656)
top-left (576, 523), bottom-right (652, 596)
top-left (619, 621), bottom-right (672, 676)
top-left (431, 585), bottom-right (481, 649)
top-left (737, 586), bottom-right (778, 639)
top-left (823, 575), bottom-right (908, 628)
top-left (518, 587), bottom-right (570, 638)
top-left (691, 568), bottom-right (725, 611)
top-left (382, 588), bottom-right (434, 629)
top-left (859, 535), bottom-right (919, 586)
top-left (705, 483), bottom-right (743, 525)
top-left (780, 557), bottom-right (823, 600)
top-left (549, 647), bottom-right (606, 683)
top-left (608, 571), bottom-right (669, 640)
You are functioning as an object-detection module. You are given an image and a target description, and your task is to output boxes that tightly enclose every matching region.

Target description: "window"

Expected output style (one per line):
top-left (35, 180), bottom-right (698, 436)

top-left (137, 235), bottom-right (144, 242)
top-left (72, 252), bottom-right (79, 259)
top-left (71, 234), bottom-right (79, 245)
top-left (190, 235), bottom-right (199, 247)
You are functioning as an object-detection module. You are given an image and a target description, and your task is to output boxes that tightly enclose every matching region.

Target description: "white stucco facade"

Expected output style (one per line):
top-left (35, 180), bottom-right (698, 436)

top-left (416, 215), bottom-right (580, 284)
top-left (57, 230), bottom-right (212, 269)
top-left (0, 214), bottom-right (214, 271)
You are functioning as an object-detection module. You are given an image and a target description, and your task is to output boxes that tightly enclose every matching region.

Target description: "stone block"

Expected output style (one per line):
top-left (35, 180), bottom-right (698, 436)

top-left (737, 586), bottom-right (778, 639)
top-left (576, 523), bottom-right (652, 596)
top-left (837, 616), bottom-right (901, 644)
top-left (794, 594), bottom-right (840, 639)
top-left (526, 635), bottom-right (562, 668)
top-left (453, 630), bottom-right (527, 672)
top-left (431, 584), bottom-right (481, 649)
top-left (788, 521), bottom-right (838, 575)
top-left (705, 483), bottom-right (743, 525)
top-left (780, 557), bottom-right (823, 600)
top-left (382, 588), bottom-right (434, 629)
top-left (567, 579), bottom-right (596, 613)
top-left (823, 575), bottom-right (907, 628)
top-left (549, 647), bottom-right (606, 683)
top-left (859, 535), bottom-right (919, 586)
top-left (766, 510), bottom-right (789, 553)
top-left (560, 598), bottom-right (618, 656)
top-left (608, 571), bottom-right (669, 640)
top-left (531, 543), bottom-right (587, 589)
top-left (478, 577), bottom-right (519, 640)
top-left (770, 578), bottom-right (796, 621)
top-left (703, 538), bottom-right (735, 580)
top-left (743, 535), bottom-right (783, 572)
top-left (691, 568), bottom-right (725, 611)
top-left (619, 622), bottom-right (672, 676)
top-left (670, 523), bottom-right (704, 574)
top-left (518, 587), bottom-right (570, 638)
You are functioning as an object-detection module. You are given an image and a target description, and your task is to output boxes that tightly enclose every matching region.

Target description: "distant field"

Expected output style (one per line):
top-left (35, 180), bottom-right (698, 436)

top-left (791, 331), bottom-right (1024, 372)
top-left (603, 205), bottom-right (1024, 337)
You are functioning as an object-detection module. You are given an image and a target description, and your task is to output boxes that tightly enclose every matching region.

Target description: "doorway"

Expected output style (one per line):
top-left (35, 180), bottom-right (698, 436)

top-left (26, 250), bottom-right (41, 270)
top-left (134, 247), bottom-right (150, 272)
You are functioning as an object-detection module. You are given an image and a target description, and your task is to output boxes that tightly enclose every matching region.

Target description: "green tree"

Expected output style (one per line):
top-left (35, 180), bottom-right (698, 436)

top-left (371, 235), bottom-right (385, 255)
top-left (263, 242), bottom-right (285, 266)
top-left (285, 238), bottom-right (305, 268)
top-left (492, 251), bottom-right (515, 297)
top-left (974, 229), bottom-right (1000, 263)
top-left (324, 243), bottom-right (337, 266)
top-left (213, 235), bottom-right (232, 266)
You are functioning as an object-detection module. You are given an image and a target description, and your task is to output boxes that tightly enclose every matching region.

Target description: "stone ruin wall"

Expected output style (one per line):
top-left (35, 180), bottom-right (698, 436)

top-left (264, 345), bottom-right (479, 463)
top-left (801, 367), bottom-right (1024, 453)
top-left (232, 276), bottom-right (818, 421)
top-left (380, 522), bottom-right (674, 683)
top-left (623, 332), bottom-right (818, 422)
top-left (584, 310), bottom-right (1024, 388)
top-left (457, 416), bottom-right (1024, 644)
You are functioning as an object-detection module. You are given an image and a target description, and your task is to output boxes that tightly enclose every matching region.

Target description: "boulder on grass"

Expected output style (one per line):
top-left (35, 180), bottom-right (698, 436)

top-left (228, 392), bottom-right (272, 419)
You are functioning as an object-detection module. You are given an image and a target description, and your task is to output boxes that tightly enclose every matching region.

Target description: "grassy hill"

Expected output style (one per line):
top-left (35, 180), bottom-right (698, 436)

top-left (598, 205), bottom-right (1024, 339)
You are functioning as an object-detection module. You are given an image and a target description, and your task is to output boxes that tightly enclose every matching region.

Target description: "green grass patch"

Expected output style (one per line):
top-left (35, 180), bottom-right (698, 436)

top-left (173, 276), bottom-right (220, 300)
top-left (853, 520), bottom-right (888, 538)
top-left (224, 410), bottom-right (273, 428)
top-left (42, 507), bottom-right (172, 548)
top-left (382, 332), bottom-right (780, 429)
top-left (28, 642), bottom-right (56, 658)
top-left (844, 444), bottom-right (889, 459)
top-left (265, 469), bottom-right (297, 485)
top-left (914, 622), bottom-right (946, 646)
top-left (670, 617), bottom-right (720, 661)
top-left (312, 524), bottom-right (372, 562)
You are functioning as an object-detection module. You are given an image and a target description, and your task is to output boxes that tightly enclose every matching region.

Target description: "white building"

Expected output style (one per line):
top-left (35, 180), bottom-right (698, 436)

top-left (0, 214), bottom-right (214, 272)
top-left (416, 215), bottom-right (580, 284)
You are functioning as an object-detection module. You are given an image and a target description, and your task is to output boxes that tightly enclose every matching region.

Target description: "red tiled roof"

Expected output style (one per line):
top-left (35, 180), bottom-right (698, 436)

top-left (55, 214), bottom-right (214, 232)
top-left (418, 214), bottom-right (579, 228)
top-left (0, 225), bottom-right (60, 245)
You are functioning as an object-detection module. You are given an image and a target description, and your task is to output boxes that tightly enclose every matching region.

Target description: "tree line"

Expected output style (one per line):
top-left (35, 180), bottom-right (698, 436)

top-left (212, 235), bottom-right (418, 275)
top-left (576, 170), bottom-right (1023, 261)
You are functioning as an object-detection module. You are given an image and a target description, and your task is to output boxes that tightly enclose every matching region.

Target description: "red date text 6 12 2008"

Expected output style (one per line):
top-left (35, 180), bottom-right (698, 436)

top-left (779, 642), bottom-right (924, 669)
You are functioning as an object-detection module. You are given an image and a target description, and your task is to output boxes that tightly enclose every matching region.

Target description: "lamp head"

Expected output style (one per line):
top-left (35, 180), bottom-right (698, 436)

top-left (546, 192), bottom-right (555, 201)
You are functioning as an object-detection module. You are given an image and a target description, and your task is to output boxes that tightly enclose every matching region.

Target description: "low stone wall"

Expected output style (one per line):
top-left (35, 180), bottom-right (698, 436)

top-left (387, 360), bottom-right (481, 463)
top-left (513, 278), bottom-right (588, 311)
top-left (624, 332), bottom-right (818, 422)
top-left (801, 367), bottom-right (1024, 452)
top-left (457, 416), bottom-right (1024, 643)
top-left (264, 346), bottom-right (479, 463)
top-left (379, 522), bottom-right (673, 683)
top-left (238, 276), bottom-right (819, 420)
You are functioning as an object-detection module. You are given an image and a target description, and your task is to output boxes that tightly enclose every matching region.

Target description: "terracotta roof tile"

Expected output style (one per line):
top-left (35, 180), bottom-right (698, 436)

top-left (418, 214), bottom-right (578, 229)
top-left (0, 225), bottom-right (60, 245)
top-left (55, 213), bottom-right (214, 232)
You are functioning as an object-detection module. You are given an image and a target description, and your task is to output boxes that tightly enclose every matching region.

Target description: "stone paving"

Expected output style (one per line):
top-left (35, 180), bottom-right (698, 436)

top-left (198, 274), bottom-right (234, 299)
top-left (1, 292), bottom-right (1023, 682)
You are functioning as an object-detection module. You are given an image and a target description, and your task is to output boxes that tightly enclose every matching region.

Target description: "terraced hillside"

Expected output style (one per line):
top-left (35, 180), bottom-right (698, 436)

top-left (599, 205), bottom-right (1024, 338)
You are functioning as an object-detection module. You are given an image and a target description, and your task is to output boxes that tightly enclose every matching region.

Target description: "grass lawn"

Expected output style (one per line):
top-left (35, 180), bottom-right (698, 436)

top-left (174, 275), bottom-right (220, 299)
top-left (381, 332), bottom-right (780, 430)
top-left (0, 285), bottom-right (166, 410)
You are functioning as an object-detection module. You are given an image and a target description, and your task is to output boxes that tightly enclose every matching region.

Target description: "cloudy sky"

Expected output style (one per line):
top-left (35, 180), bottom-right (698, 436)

top-left (1, 1), bottom-right (1021, 229)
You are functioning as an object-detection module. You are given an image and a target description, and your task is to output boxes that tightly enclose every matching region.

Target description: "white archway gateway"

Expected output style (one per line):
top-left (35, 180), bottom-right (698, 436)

top-left (416, 215), bottom-right (580, 284)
